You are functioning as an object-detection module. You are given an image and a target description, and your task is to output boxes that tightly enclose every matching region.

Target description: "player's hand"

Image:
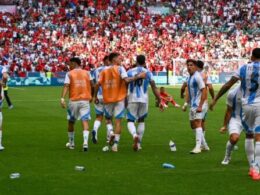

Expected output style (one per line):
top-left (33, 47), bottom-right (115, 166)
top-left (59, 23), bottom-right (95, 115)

top-left (60, 98), bottom-right (66, 108)
top-left (158, 100), bottom-right (165, 112)
top-left (219, 126), bottom-right (227, 133)
top-left (136, 72), bottom-right (146, 79)
top-left (94, 97), bottom-right (99, 104)
top-left (197, 106), bottom-right (202, 113)
top-left (209, 100), bottom-right (216, 111)
top-left (182, 102), bottom-right (188, 112)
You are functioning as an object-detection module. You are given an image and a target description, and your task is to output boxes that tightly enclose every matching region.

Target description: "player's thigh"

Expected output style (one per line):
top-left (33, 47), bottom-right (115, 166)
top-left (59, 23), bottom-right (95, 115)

top-left (114, 100), bottom-right (125, 119)
top-left (104, 103), bottom-right (115, 119)
top-left (242, 104), bottom-right (255, 134)
top-left (229, 117), bottom-right (243, 135)
top-left (254, 104), bottom-right (260, 134)
top-left (137, 103), bottom-right (148, 120)
top-left (126, 102), bottom-right (138, 121)
top-left (94, 102), bottom-right (104, 116)
top-left (79, 101), bottom-right (91, 121)
top-left (67, 101), bottom-right (79, 122)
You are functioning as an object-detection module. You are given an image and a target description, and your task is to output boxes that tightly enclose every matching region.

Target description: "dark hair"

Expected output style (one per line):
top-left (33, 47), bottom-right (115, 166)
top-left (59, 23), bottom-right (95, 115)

top-left (70, 57), bottom-right (81, 66)
top-left (136, 55), bottom-right (146, 65)
top-left (103, 55), bottom-right (109, 62)
top-left (186, 59), bottom-right (197, 65)
top-left (109, 53), bottom-right (120, 62)
top-left (252, 48), bottom-right (260, 59)
top-left (196, 60), bottom-right (204, 69)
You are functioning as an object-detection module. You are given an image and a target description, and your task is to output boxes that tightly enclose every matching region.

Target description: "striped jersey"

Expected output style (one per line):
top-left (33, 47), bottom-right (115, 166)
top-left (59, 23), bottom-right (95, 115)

top-left (187, 71), bottom-right (206, 108)
top-left (234, 61), bottom-right (260, 105)
top-left (226, 85), bottom-right (242, 119)
top-left (93, 65), bottom-right (107, 101)
top-left (127, 66), bottom-right (153, 103)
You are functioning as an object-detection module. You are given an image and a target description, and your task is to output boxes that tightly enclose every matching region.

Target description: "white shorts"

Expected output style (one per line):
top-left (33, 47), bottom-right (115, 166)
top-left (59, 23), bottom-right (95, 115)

top-left (189, 103), bottom-right (208, 121)
top-left (126, 102), bottom-right (148, 121)
top-left (228, 117), bottom-right (243, 135)
top-left (104, 100), bottom-right (125, 119)
top-left (242, 104), bottom-right (260, 134)
top-left (94, 101), bottom-right (105, 116)
top-left (67, 101), bottom-right (91, 122)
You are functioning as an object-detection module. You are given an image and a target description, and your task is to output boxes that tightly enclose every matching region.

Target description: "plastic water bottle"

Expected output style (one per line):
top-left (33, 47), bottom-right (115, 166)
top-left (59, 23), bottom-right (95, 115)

top-left (75, 166), bottom-right (85, 171)
top-left (169, 140), bottom-right (177, 151)
top-left (10, 173), bottom-right (20, 179)
top-left (162, 163), bottom-right (175, 169)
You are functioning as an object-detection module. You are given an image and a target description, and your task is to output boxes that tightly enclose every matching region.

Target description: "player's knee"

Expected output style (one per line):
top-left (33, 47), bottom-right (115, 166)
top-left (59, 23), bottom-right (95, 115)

top-left (230, 134), bottom-right (239, 144)
top-left (127, 119), bottom-right (135, 123)
top-left (138, 118), bottom-right (145, 123)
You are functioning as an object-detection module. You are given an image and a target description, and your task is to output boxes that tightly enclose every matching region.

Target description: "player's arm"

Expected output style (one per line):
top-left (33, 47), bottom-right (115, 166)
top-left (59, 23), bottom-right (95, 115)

top-left (124, 72), bottom-right (146, 84)
top-left (197, 87), bottom-right (207, 112)
top-left (90, 80), bottom-right (95, 102)
top-left (150, 80), bottom-right (161, 102)
top-left (210, 76), bottom-right (239, 110)
top-left (93, 82), bottom-right (100, 104)
top-left (207, 83), bottom-right (215, 99)
top-left (61, 84), bottom-right (69, 108)
top-left (220, 105), bottom-right (232, 133)
top-left (180, 82), bottom-right (187, 99)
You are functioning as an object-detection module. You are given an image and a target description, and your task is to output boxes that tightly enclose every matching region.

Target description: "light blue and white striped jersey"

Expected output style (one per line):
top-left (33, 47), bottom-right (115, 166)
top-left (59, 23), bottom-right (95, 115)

top-left (187, 71), bottom-right (206, 108)
top-left (127, 66), bottom-right (153, 103)
top-left (93, 65), bottom-right (107, 101)
top-left (234, 61), bottom-right (260, 105)
top-left (226, 85), bottom-right (242, 119)
top-left (0, 65), bottom-right (7, 80)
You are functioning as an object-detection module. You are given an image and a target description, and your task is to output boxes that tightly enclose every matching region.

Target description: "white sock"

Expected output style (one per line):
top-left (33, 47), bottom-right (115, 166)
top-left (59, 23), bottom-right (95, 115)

top-left (68, 131), bottom-right (74, 144)
top-left (201, 131), bottom-right (208, 147)
top-left (127, 122), bottom-right (137, 138)
top-left (195, 127), bottom-right (203, 149)
top-left (0, 130), bottom-right (2, 146)
top-left (83, 130), bottom-right (89, 145)
top-left (137, 123), bottom-right (145, 142)
top-left (245, 138), bottom-right (255, 166)
top-left (106, 123), bottom-right (113, 141)
top-left (93, 120), bottom-right (101, 132)
top-left (114, 134), bottom-right (120, 145)
top-left (255, 142), bottom-right (260, 166)
top-left (225, 141), bottom-right (234, 158)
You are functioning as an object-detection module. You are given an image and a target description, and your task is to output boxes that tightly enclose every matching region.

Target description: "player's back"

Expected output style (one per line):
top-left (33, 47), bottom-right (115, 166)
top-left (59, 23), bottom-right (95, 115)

top-left (227, 85), bottom-right (242, 119)
top-left (239, 61), bottom-right (260, 105)
top-left (68, 68), bottom-right (92, 101)
top-left (127, 66), bottom-right (153, 103)
top-left (94, 65), bottom-right (107, 101)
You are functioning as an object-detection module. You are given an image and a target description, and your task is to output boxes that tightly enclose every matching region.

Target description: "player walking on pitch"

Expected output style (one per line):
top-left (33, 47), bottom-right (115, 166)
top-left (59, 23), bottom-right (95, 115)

top-left (94, 53), bottom-right (146, 152)
top-left (210, 48), bottom-right (260, 180)
top-left (61, 58), bottom-right (94, 152)
top-left (183, 59), bottom-right (207, 154)
top-left (126, 55), bottom-right (161, 151)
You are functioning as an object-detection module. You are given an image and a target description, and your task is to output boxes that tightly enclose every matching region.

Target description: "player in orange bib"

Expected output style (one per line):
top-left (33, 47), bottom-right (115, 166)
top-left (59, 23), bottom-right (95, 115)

top-left (61, 57), bottom-right (94, 152)
top-left (94, 53), bottom-right (146, 152)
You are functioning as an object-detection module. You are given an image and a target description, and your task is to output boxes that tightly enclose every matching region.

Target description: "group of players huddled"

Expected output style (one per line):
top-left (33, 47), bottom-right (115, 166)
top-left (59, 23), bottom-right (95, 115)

top-left (60, 48), bottom-right (260, 180)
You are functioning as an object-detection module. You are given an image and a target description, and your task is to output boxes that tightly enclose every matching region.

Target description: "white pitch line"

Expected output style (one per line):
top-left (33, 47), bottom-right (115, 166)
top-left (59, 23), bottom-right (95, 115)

top-left (9, 87), bottom-right (26, 90)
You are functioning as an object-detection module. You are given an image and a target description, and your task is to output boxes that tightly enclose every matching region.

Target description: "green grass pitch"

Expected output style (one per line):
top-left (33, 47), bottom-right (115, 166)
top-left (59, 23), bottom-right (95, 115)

top-left (1, 86), bottom-right (260, 194)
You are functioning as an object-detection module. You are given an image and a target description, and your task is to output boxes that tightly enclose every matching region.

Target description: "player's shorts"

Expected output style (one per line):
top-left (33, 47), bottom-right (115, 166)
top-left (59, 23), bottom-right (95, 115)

top-left (242, 103), bottom-right (260, 134)
top-left (94, 101), bottom-right (105, 116)
top-left (104, 99), bottom-right (125, 119)
top-left (126, 102), bottom-right (148, 121)
top-left (228, 117), bottom-right (243, 135)
top-left (189, 103), bottom-right (208, 121)
top-left (67, 100), bottom-right (91, 122)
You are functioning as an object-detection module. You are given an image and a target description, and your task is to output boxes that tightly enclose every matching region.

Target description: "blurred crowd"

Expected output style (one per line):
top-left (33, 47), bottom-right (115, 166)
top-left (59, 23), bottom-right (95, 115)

top-left (0, 0), bottom-right (259, 77)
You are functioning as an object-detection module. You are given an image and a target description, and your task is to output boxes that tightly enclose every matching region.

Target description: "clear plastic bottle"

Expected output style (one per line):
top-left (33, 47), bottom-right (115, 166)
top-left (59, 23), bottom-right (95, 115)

top-left (10, 173), bottom-right (20, 179)
top-left (169, 140), bottom-right (177, 151)
top-left (75, 166), bottom-right (85, 171)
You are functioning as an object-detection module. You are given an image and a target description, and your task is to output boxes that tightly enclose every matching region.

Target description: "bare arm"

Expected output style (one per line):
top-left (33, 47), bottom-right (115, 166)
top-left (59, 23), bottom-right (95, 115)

top-left (124, 72), bottom-right (146, 84)
top-left (61, 84), bottom-right (69, 108)
top-left (197, 87), bottom-right (207, 112)
top-left (150, 80), bottom-right (161, 101)
top-left (210, 76), bottom-right (239, 110)
top-left (207, 84), bottom-right (215, 99)
top-left (180, 82), bottom-right (187, 99)
top-left (93, 82), bottom-right (100, 104)
top-left (220, 105), bottom-right (232, 133)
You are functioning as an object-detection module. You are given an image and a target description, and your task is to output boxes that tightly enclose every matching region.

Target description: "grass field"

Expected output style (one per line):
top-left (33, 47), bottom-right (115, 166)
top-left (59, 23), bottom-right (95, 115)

top-left (1, 86), bottom-right (260, 195)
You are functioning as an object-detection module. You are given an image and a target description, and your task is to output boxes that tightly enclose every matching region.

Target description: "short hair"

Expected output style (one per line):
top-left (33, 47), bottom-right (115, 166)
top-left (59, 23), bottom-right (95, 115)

top-left (109, 53), bottom-right (120, 62)
top-left (196, 60), bottom-right (204, 69)
top-left (186, 59), bottom-right (197, 65)
top-left (252, 48), bottom-right (260, 59)
top-left (136, 55), bottom-right (146, 65)
top-left (70, 57), bottom-right (81, 66)
top-left (103, 56), bottom-right (109, 62)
